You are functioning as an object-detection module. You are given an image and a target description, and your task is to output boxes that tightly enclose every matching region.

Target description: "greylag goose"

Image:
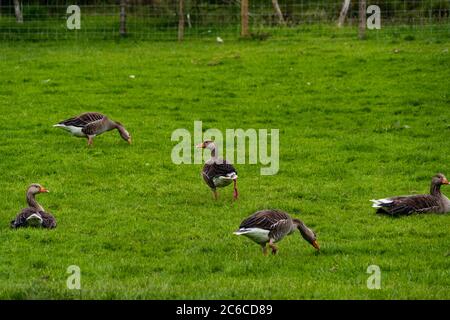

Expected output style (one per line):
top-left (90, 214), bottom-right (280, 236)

top-left (234, 209), bottom-right (320, 255)
top-left (196, 140), bottom-right (238, 200)
top-left (11, 184), bottom-right (56, 229)
top-left (371, 173), bottom-right (450, 216)
top-left (54, 112), bottom-right (131, 146)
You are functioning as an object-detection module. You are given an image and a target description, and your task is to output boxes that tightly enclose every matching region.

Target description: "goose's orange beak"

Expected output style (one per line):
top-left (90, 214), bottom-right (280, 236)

top-left (196, 143), bottom-right (204, 148)
top-left (443, 178), bottom-right (449, 185)
top-left (127, 138), bottom-right (132, 144)
top-left (312, 240), bottom-right (320, 251)
top-left (39, 187), bottom-right (49, 193)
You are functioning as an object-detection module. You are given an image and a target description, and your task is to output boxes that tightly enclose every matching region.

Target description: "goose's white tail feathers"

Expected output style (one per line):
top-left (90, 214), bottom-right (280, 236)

top-left (26, 213), bottom-right (43, 227)
top-left (53, 123), bottom-right (85, 136)
top-left (370, 198), bottom-right (393, 208)
top-left (234, 227), bottom-right (270, 243)
top-left (234, 228), bottom-right (251, 235)
top-left (212, 173), bottom-right (238, 188)
top-left (217, 172), bottom-right (238, 180)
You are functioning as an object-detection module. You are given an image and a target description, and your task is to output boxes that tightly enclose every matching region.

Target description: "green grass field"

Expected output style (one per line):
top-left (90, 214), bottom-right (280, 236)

top-left (0, 33), bottom-right (450, 299)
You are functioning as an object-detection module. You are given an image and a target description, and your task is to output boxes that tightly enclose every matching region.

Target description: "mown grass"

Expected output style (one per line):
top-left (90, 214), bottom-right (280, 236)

top-left (0, 33), bottom-right (449, 299)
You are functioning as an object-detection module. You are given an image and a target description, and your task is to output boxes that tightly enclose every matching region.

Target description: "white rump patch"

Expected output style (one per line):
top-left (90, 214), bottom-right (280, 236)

top-left (54, 124), bottom-right (86, 137)
top-left (370, 198), bottom-right (393, 208)
top-left (213, 173), bottom-right (237, 188)
top-left (26, 213), bottom-right (43, 227)
top-left (234, 228), bottom-right (270, 243)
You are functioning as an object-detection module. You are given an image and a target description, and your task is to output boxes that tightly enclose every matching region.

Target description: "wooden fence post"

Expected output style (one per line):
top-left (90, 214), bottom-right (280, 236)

top-left (178, 0), bottom-right (185, 41)
top-left (359, 0), bottom-right (366, 39)
top-left (241, 0), bottom-right (249, 37)
top-left (120, 0), bottom-right (127, 37)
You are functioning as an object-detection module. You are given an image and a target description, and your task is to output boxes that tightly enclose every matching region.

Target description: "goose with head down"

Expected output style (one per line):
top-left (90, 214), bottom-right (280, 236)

top-left (234, 209), bottom-right (320, 255)
top-left (11, 184), bottom-right (56, 229)
top-left (54, 112), bottom-right (131, 146)
top-left (197, 140), bottom-right (238, 200)
top-left (371, 173), bottom-right (450, 216)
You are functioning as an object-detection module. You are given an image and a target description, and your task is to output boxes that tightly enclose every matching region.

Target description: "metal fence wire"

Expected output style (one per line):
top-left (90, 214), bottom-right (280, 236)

top-left (0, 1), bottom-right (449, 40)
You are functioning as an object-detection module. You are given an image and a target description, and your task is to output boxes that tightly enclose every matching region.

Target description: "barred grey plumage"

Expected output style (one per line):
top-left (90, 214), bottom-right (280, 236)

top-left (10, 184), bottom-right (56, 229)
top-left (54, 112), bottom-right (131, 146)
top-left (234, 209), bottom-right (320, 255)
top-left (371, 173), bottom-right (450, 216)
top-left (197, 140), bottom-right (238, 200)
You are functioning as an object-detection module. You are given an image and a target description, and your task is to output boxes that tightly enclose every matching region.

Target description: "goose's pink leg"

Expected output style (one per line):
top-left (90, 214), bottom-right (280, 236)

top-left (213, 190), bottom-right (218, 200)
top-left (233, 179), bottom-right (238, 200)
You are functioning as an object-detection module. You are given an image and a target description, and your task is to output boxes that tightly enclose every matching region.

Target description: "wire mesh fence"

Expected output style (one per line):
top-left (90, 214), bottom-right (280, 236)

top-left (0, 1), bottom-right (449, 41)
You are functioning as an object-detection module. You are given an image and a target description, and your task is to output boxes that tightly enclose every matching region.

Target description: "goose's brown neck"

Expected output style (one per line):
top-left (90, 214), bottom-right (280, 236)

top-left (108, 119), bottom-right (119, 131)
top-left (294, 219), bottom-right (307, 233)
top-left (294, 218), bottom-right (315, 242)
top-left (209, 144), bottom-right (217, 159)
top-left (114, 121), bottom-right (122, 131)
top-left (115, 122), bottom-right (130, 141)
top-left (27, 191), bottom-right (44, 212)
top-left (430, 182), bottom-right (442, 197)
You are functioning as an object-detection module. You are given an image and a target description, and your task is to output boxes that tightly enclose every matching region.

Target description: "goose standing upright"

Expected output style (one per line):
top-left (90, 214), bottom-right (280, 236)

top-left (11, 184), bottom-right (56, 229)
top-left (197, 140), bottom-right (238, 200)
top-left (54, 112), bottom-right (131, 146)
top-left (234, 209), bottom-right (320, 255)
top-left (371, 173), bottom-right (450, 216)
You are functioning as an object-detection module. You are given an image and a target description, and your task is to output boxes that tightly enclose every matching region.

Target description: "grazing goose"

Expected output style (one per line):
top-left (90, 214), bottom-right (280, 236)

top-left (371, 173), bottom-right (450, 216)
top-left (234, 209), bottom-right (320, 255)
top-left (196, 140), bottom-right (238, 200)
top-left (54, 112), bottom-right (131, 146)
top-left (11, 184), bottom-right (56, 229)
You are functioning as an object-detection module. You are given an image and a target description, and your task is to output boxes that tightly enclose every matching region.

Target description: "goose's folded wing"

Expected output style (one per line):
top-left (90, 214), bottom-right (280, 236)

top-left (40, 212), bottom-right (57, 229)
top-left (268, 219), bottom-right (293, 240)
top-left (11, 207), bottom-right (38, 228)
top-left (82, 118), bottom-right (106, 135)
top-left (58, 112), bottom-right (105, 127)
top-left (201, 164), bottom-right (216, 189)
top-left (378, 195), bottom-right (440, 215)
top-left (202, 160), bottom-right (237, 179)
top-left (239, 210), bottom-right (290, 230)
top-left (209, 160), bottom-right (237, 177)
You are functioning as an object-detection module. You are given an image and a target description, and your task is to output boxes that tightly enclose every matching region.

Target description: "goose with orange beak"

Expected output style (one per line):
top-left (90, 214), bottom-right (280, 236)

top-left (11, 184), bottom-right (57, 229)
top-left (371, 173), bottom-right (450, 216)
top-left (54, 112), bottom-right (131, 146)
top-left (196, 140), bottom-right (238, 200)
top-left (234, 209), bottom-right (320, 255)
